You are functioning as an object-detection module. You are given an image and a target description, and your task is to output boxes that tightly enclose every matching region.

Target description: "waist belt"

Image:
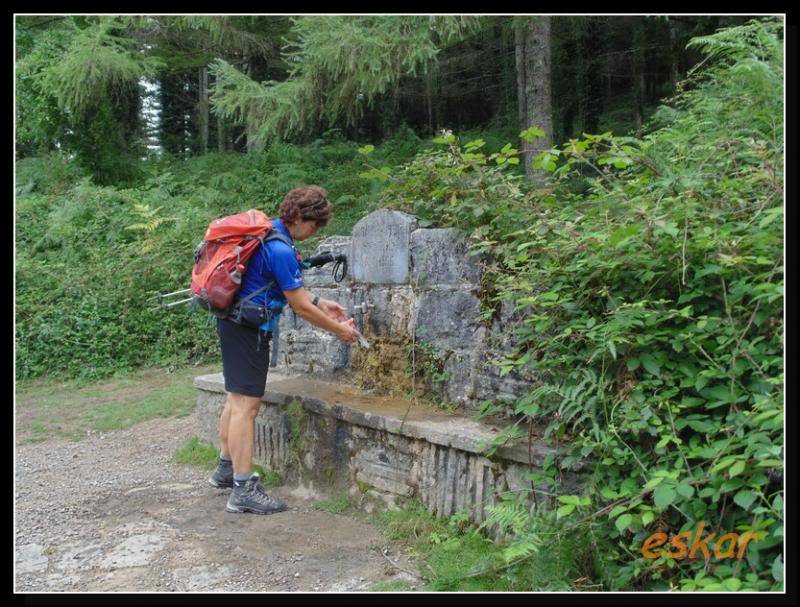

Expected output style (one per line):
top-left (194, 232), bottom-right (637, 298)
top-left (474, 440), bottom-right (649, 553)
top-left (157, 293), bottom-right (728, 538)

top-left (228, 300), bottom-right (283, 330)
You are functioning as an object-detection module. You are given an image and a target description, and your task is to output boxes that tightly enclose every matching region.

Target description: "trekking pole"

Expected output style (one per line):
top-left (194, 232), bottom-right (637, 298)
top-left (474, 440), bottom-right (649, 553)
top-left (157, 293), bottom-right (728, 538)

top-left (150, 288), bottom-right (193, 309)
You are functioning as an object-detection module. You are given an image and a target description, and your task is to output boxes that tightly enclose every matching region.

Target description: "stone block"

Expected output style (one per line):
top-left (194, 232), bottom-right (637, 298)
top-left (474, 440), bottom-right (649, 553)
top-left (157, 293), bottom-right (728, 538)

top-left (410, 228), bottom-right (481, 287)
top-left (442, 349), bottom-right (479, 406)
top-left (350, 285), bottom-right (415, 339)
top-left (414, 288), bottom-right (483, 349)
top-left (274, 286), bottom-right (354, 377)
top-left (353, 446), bottom-right (414, 497)
top-left (351, 210), bottom-right (417, 284)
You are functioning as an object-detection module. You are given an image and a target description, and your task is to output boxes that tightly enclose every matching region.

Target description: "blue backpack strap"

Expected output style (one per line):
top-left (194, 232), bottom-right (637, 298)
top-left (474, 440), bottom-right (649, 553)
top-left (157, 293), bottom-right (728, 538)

top-left (261, 230), bottom-right (302, 261)
top-left (236, 230), bottom-right (298, 306)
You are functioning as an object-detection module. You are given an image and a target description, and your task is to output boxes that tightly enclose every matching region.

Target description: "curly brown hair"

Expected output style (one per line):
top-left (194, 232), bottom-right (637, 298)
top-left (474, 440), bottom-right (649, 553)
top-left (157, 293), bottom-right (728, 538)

top-left (279, 186), bottom-right (332, 228)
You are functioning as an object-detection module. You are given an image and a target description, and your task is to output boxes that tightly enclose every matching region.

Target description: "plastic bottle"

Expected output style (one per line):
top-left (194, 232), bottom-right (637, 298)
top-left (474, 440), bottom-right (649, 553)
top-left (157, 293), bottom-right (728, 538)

top-left (230, 263), bottom-right (245, 285)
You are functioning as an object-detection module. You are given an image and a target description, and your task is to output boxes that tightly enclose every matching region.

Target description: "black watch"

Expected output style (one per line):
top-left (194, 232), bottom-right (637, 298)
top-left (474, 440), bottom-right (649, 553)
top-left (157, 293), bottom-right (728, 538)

top-left (312, 295), bottom-right (320, 307)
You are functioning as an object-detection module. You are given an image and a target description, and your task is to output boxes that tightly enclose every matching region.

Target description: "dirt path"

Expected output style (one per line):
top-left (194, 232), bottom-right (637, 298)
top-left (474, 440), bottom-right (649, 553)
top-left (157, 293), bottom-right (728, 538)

top-left (15, 409), bottom-right (420, 592)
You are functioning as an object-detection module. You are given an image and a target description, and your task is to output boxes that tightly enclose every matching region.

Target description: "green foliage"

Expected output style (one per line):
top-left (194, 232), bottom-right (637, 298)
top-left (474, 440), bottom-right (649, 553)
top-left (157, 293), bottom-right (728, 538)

top-left (174, 436), bottom-right (220, 469)
top-left (41, 17), bottom-right (163, 119)
top-left (253, 464), bottom-right (283, 488)
top-left (15, 19), bottom-right (76, 156)
top-left (16, 364), bottom-right (218, 443)
top-left (16, 16), bottom-right (159, 184)
top-left (378, 500), bottom-right (586, 591)
top-left (285, 398), bottom-right (307, 466)
top-left (315, 494), bottom-right (354, 514)
top-left (362, 18), bottom-right (784, 591)
top-left (210, 16), bottom-right (483, 145)
top-left (405, 340), bottom-right (454, 409)
top-left (15, 139), bottom-right (385, 382)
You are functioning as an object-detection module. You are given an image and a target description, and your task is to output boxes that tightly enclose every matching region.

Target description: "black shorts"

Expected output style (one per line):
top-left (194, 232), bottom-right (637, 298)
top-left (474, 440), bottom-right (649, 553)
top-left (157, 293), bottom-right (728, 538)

top-left (217, 317), bottom-right (272, 398)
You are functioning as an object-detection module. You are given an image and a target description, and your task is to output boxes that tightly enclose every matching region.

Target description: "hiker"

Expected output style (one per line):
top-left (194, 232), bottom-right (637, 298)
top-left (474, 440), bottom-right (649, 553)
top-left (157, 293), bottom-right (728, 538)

top-left (208, 186), bottom-right (360, 514)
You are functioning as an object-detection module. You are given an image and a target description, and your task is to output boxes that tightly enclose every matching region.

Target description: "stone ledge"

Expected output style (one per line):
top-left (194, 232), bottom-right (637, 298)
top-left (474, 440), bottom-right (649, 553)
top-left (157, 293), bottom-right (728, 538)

top-left (193, 373), bottom-right (554, 467)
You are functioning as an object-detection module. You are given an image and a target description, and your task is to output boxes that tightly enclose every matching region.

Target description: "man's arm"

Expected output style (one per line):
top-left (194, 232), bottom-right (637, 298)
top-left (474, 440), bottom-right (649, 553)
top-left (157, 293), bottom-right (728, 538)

top-left (283, 287), bottom-right (359, 344)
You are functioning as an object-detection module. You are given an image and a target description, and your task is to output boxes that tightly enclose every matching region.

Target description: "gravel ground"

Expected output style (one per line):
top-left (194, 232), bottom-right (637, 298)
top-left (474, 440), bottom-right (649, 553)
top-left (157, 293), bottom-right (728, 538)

top-left (15, 410), bottom-right (420, 593)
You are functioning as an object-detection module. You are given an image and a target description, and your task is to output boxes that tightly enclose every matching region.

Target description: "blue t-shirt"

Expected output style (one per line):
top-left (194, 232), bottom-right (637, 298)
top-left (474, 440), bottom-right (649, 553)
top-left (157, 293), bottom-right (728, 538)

top-left (237, 219), bottom-right (304, 330)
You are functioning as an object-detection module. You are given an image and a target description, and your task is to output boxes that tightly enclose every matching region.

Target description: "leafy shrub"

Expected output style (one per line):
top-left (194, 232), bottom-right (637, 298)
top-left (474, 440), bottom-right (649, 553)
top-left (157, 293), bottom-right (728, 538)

top-left (362, 18), bottom-right (784, 591)
top-left (15, 135), bottom-right (393, 381)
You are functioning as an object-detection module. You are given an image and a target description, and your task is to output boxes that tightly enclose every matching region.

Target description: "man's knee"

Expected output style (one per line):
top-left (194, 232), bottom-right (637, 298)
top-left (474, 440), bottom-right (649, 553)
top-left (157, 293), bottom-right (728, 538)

top-left (228, 392), bottom-right (263, 418)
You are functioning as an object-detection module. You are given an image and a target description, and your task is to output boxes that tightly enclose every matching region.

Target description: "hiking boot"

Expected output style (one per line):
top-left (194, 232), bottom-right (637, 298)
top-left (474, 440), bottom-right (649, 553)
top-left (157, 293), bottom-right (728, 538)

top-left (208, 458), bottom-right (233, 489)
top-left (226, 472), bottom-right (287, 515)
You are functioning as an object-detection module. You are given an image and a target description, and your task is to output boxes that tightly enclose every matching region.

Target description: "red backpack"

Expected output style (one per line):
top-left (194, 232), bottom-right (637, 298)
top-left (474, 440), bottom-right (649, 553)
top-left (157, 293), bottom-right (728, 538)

top-left (190, 209), bottom-right (274, 317)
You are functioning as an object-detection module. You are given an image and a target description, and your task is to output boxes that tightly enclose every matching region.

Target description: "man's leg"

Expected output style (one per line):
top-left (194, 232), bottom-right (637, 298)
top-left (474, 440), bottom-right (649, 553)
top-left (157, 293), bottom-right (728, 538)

top-left (225, 390), bottom-right (287, 515)
top-left (218, 395), bottom-right (232, 458)
top-left (208, 395), bottom-right (234, 488)
top-left (226, 391), bottom-right (263, 477)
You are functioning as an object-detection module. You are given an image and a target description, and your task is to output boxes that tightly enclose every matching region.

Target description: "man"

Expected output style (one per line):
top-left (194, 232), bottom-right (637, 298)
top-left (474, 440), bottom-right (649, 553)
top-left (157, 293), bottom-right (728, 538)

top-left (208, 186), bottom-right (360, 514)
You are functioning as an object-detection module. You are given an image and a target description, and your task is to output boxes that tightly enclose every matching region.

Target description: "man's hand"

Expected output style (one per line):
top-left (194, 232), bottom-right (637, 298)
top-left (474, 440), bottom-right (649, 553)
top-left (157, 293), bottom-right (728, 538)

top-left (317, 298), bottom-right (349, 322)
top-left (336, 319), bottom-right (360, 344)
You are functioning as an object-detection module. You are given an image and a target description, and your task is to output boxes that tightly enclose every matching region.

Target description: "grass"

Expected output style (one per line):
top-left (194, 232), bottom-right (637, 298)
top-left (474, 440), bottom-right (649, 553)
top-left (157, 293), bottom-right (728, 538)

top-left (173, 436), bottom-right (283, 487)
top-left (376, 499), bottom-right (587, 591)
top-left (314, 493), bottom-right (354, 514)
top-left (173, 436), bottom-right (219, 469)
top-left (253, 464), bottom-right (283, 488)
top-left (15, 363), bottom-right (220, 443)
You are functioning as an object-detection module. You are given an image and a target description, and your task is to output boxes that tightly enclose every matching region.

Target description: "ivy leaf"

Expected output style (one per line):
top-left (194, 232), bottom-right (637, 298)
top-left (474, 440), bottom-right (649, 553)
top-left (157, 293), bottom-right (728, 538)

top-left (615, 513), bottom-right (633, 533)
top-left (722, 578), bottom-right (742, 591)
top-left (600, 487), bottom-right (618, 500)
top-left (686, 419), bottom-right (715, 432)
top-left (729, 460), bottom-right (746, 477)
top-left (520, 126), bottom-right (545, 142)
top-left (608, 225), bottom-right (641, 247)
top-left (733, 490), bottom-right (757, 510)
top-left (640, 354), bottom-right (661, 377)
top-left (556, 504), bottom-right (575, 519)
top-left (654, 485), bottom-right (677, 509)
top-left (700, 385), bottom-right (736, 404)
top-left (772, 556), bottom-right (783, 582)
top-left (609, 505), bottom-right (628, 519)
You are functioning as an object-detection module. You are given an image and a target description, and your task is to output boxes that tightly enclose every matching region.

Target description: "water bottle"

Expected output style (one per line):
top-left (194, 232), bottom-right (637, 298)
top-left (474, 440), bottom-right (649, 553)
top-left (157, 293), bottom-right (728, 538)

top-left (230, 263), bottom-right (245, 285)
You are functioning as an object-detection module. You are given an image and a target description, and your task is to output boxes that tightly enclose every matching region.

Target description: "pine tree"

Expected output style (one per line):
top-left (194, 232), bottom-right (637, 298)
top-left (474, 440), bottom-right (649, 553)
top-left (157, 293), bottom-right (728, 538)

top-left (209, 16), bottom-right (483, 148)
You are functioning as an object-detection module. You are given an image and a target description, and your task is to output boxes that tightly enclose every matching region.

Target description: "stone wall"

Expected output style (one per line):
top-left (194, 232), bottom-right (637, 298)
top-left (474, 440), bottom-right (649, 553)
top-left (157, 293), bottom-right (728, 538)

top-left (272, 209), bottom-right (534, 410)
top-left (194, 374), bottom-right (583, 527)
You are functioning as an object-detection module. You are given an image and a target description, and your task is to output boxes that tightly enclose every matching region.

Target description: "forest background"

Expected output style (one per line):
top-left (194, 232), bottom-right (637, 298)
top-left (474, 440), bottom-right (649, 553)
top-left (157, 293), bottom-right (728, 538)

top-left (15, 14), bottom-right (785, 592)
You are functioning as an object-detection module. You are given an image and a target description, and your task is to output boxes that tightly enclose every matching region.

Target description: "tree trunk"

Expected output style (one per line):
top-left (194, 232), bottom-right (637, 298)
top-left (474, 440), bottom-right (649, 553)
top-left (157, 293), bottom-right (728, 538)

top-left (198, 66), bottom-right (209, 154)
top-left (583, 18), bottom-right (603, 134)
top-left (426, 69), bottom-right (434, 136)
top-left (631, 18), bottom-right (646, 135)
top-left (515, 16), bottom-right (554, 184)
top-left (244, 59), bottom-right (259, 153)
top-left (217, 115), bottom-right (226, 152)
top-left (668, 19), bottom-right (681, 91)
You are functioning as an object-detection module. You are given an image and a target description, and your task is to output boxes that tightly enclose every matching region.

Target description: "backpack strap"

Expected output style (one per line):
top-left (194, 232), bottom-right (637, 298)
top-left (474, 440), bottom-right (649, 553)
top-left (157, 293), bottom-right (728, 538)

top-left (228, 229), bottom-right (301, 326)
top-left (236, 229), bottom-right (300, 307)
top-left (260, 230), bottom-right (302, 262)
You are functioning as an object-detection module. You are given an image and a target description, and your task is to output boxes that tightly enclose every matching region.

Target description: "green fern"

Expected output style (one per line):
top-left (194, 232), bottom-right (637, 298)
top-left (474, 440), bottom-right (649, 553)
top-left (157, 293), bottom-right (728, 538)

top-left (125, 203), bottom-right (173, 233)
